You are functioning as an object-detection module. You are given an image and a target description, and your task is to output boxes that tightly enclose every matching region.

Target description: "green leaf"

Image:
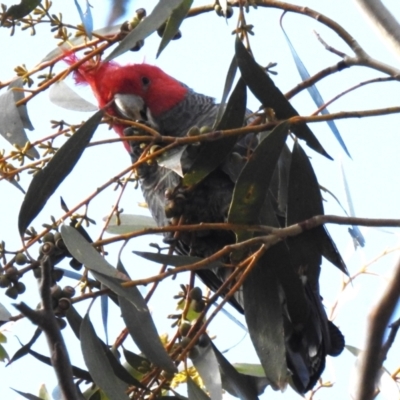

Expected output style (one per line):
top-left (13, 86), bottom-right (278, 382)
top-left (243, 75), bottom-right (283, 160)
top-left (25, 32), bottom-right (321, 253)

top-left (123, 348), bottom-right (149, 371)
top-left (287, 142), bottom-right (347, 276)
top-left (243, 263), bottom-right (287, 391)
top-left (7, 327), bottom-right (41, 366)
top-left (345, 344), bottom-right (362, 357)
top-left (61, 226), bottom-right (177, 374)
top-left (0, 303), bottom-right (11, 321)
top-left (4, 0), bottom-right (41, 20)
top-left (133, 250), bottom-right (222, 269)
top-left (235, 38), bottom-right (332, 160)
top-left (18, 111), bottom-right (103, 235)
top-left (190, 340), bottom-right (222, 400)
top-left (80, 314), bottom-right (130, 399)
top-left (183, 78), bottom-right (246, 186)
top-left (280, 20), bottom-right (351, 158)
top-left (98, 272), bottom-right (177, 374)
top-left (232, 363), bottom-right (266, 378)
top-left (187, 376), bottom-right (211, 400)
top-left (10, 389), bottom-right (42, 400)
top-left (0, 82), bottom-right (38, 159)
top-left (228, 121), bottom-right (288, 243)
top-left (213, 55), bottom-right (238, 128)
top-left (49, 80), bottom-right (98, 112)
top-left (0, 344), bottom-right (9, 363)
top-left (61, 225), bottom-right (127, 279)
top-left (28, 349), bottom-right (92, 382)
top-left (157, 0), bottom-right (193, 58)
top-left (212, 344), bottom-right (261, 400)
top-left (105, 0), bottom-right (185, 62)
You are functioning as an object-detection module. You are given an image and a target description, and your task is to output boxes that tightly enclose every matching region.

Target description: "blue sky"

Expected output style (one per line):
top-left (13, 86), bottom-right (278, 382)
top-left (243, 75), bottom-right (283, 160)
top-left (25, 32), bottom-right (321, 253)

top-left (1, 1), bottom-right (400, 399)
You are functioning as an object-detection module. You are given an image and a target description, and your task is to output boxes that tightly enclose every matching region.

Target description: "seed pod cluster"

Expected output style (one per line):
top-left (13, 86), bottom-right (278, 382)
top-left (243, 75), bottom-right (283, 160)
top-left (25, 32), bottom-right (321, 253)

top-left (214, 4), bottom-right (234, 18)
top-left (120, 8), bottom-right (147, 52)
top-left (1, 265), bottom-right (25, 299)
top-left (157, 22), bottom-right (182, 40)
top-left (51, 284), bottom-right (76, 317)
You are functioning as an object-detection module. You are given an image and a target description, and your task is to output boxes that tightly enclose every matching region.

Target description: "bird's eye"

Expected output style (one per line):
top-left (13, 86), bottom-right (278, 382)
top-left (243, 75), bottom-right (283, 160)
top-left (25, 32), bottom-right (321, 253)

top-left (141, 76), bottom-right (150, 86)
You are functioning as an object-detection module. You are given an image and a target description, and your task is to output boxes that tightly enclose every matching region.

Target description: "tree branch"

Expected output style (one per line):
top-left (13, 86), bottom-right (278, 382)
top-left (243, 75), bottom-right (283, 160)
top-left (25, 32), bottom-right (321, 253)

top-left (354, 258), bottom-right (400, 400)
top-left (14, 255), bottom-right (80, 400)
top-left (353, 0), bottom-right (400, 61)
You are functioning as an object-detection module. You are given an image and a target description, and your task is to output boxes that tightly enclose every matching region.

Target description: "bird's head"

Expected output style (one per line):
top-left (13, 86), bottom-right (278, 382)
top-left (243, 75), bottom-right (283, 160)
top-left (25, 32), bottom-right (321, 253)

top-left (68, 57), bottom-right (189, 151)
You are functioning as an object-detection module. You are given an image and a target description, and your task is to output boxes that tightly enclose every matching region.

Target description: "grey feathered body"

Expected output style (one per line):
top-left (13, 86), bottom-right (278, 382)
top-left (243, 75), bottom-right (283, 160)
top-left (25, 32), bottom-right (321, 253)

top-left (126, 88), bottom-right (344, 394)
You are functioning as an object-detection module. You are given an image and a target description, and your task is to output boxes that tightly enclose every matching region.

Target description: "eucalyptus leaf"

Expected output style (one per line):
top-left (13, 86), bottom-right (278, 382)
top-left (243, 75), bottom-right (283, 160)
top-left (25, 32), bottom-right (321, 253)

top-left (228, 121), bottom-right (288, 243)
top-left (183, 78), bottom-right (246, 186)
top-left (235, 38), bottom-right (331, 160)
top-left (243, 263), bottom-right (287, 391)
top-left (106, 0), bottom-right (185, 62)
top-left (80, 314), bottom-right (130, 399)
top-left (157, 0), bottom-right (193, 58)
top-left (41, 25), bottom-right (121, 63)
top-left (0, 303), bottom-right (11, 321)
top-left (18, 111), bottom-right (103, 235)
top-left (191, 340), bottom-right (222, 400)
top-left (212, 343), bottom-right (261, 400)
top-left (74, 0), bottom-right (93, 39)
top-left (187, 376), bottom-right (211, 400)
top-left (4, 0), bottom-right (41, 19)
top-left (157, 146), bottom-right (187, 177)
top-left (61, 225), bottom-right (127, 279)
top-left (90, 270), bottom-right (177, 374)
top-left (133, 250), bottom-right (222, 270)
top-left (11, 389), bottom-right (42, 400)
top-left (280, 21), bottom-right (351, 158)
top-left (0, 87), bottom-right (38, 159)
top-left (49, 81), bottom-right (98, 111)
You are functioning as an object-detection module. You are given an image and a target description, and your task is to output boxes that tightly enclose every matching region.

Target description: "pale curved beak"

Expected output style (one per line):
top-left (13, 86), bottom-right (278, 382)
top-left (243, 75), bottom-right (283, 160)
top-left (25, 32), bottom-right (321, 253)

top-left (114, 93), bottom-right (146, 121)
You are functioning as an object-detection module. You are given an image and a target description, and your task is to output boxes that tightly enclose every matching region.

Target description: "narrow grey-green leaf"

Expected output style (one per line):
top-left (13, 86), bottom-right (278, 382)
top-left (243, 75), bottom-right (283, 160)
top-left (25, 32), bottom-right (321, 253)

top-left (187, 376), bottom-right (211, 400)
top-left (191, 340), bottom-right (222, 400)
top-left (133, 250), bottom-right (222, 269)
top-left (73, 0), bottom-right (93, 39)
top-left (28, 349), bottom-right (92, 382)
top-left (41, 25), bottom-right (120, 63)
top-left (340, 161), bottom-right (365, 247)
top-left (4, 0), bottom-right (41, 19)
top-left (287, 142), bottom-right (347, 275)
top-left (123, 348), bottom-right (149, 370)
top-left (80, 314), bottom-right (130, 399)
top-left (211, 343), bottom-right (260, 400)
top-left (183, 78), bottom-right (246, 186)
top-left (61, 224), bottom-right (127, 280)
top-left (280, 20), bottom-right (351, 158)
top-left (235, 38), bottom-right (331, 160)
top-left (243, 262), bottom-right (287, 391)
top-left (214, 55), bottom-right (238, 128)
top-left (228, 121), bottom-right (288, 243)
top-left (233, 363), bottom-right (266, 378)
top-left (157, 145), bottom-right (187, 177)
top-left (105, 214), bottom-right (158, 235)
top-left (8, 79), bottom-right (34, 130)
top-left (49, 80), bottom-right (98, 111)
top-left (0, 303), bottom-right (11, 321)
top-left (11, 389), bottom-right (42, 400)
top-left (119, 294), bottom-right (177, 374)
top-left (105, 0), bottom-right (184, 62)
top-left (0, 87), bottom-right (38, 158)
top-left (346, 344), bottom-right (362, 357)
top-left (91, 271), bottom-right (177, 374)
top-left (18, 111), bottom-right (103, 235)
top-left (157, 0), bottom-right (193, 58)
